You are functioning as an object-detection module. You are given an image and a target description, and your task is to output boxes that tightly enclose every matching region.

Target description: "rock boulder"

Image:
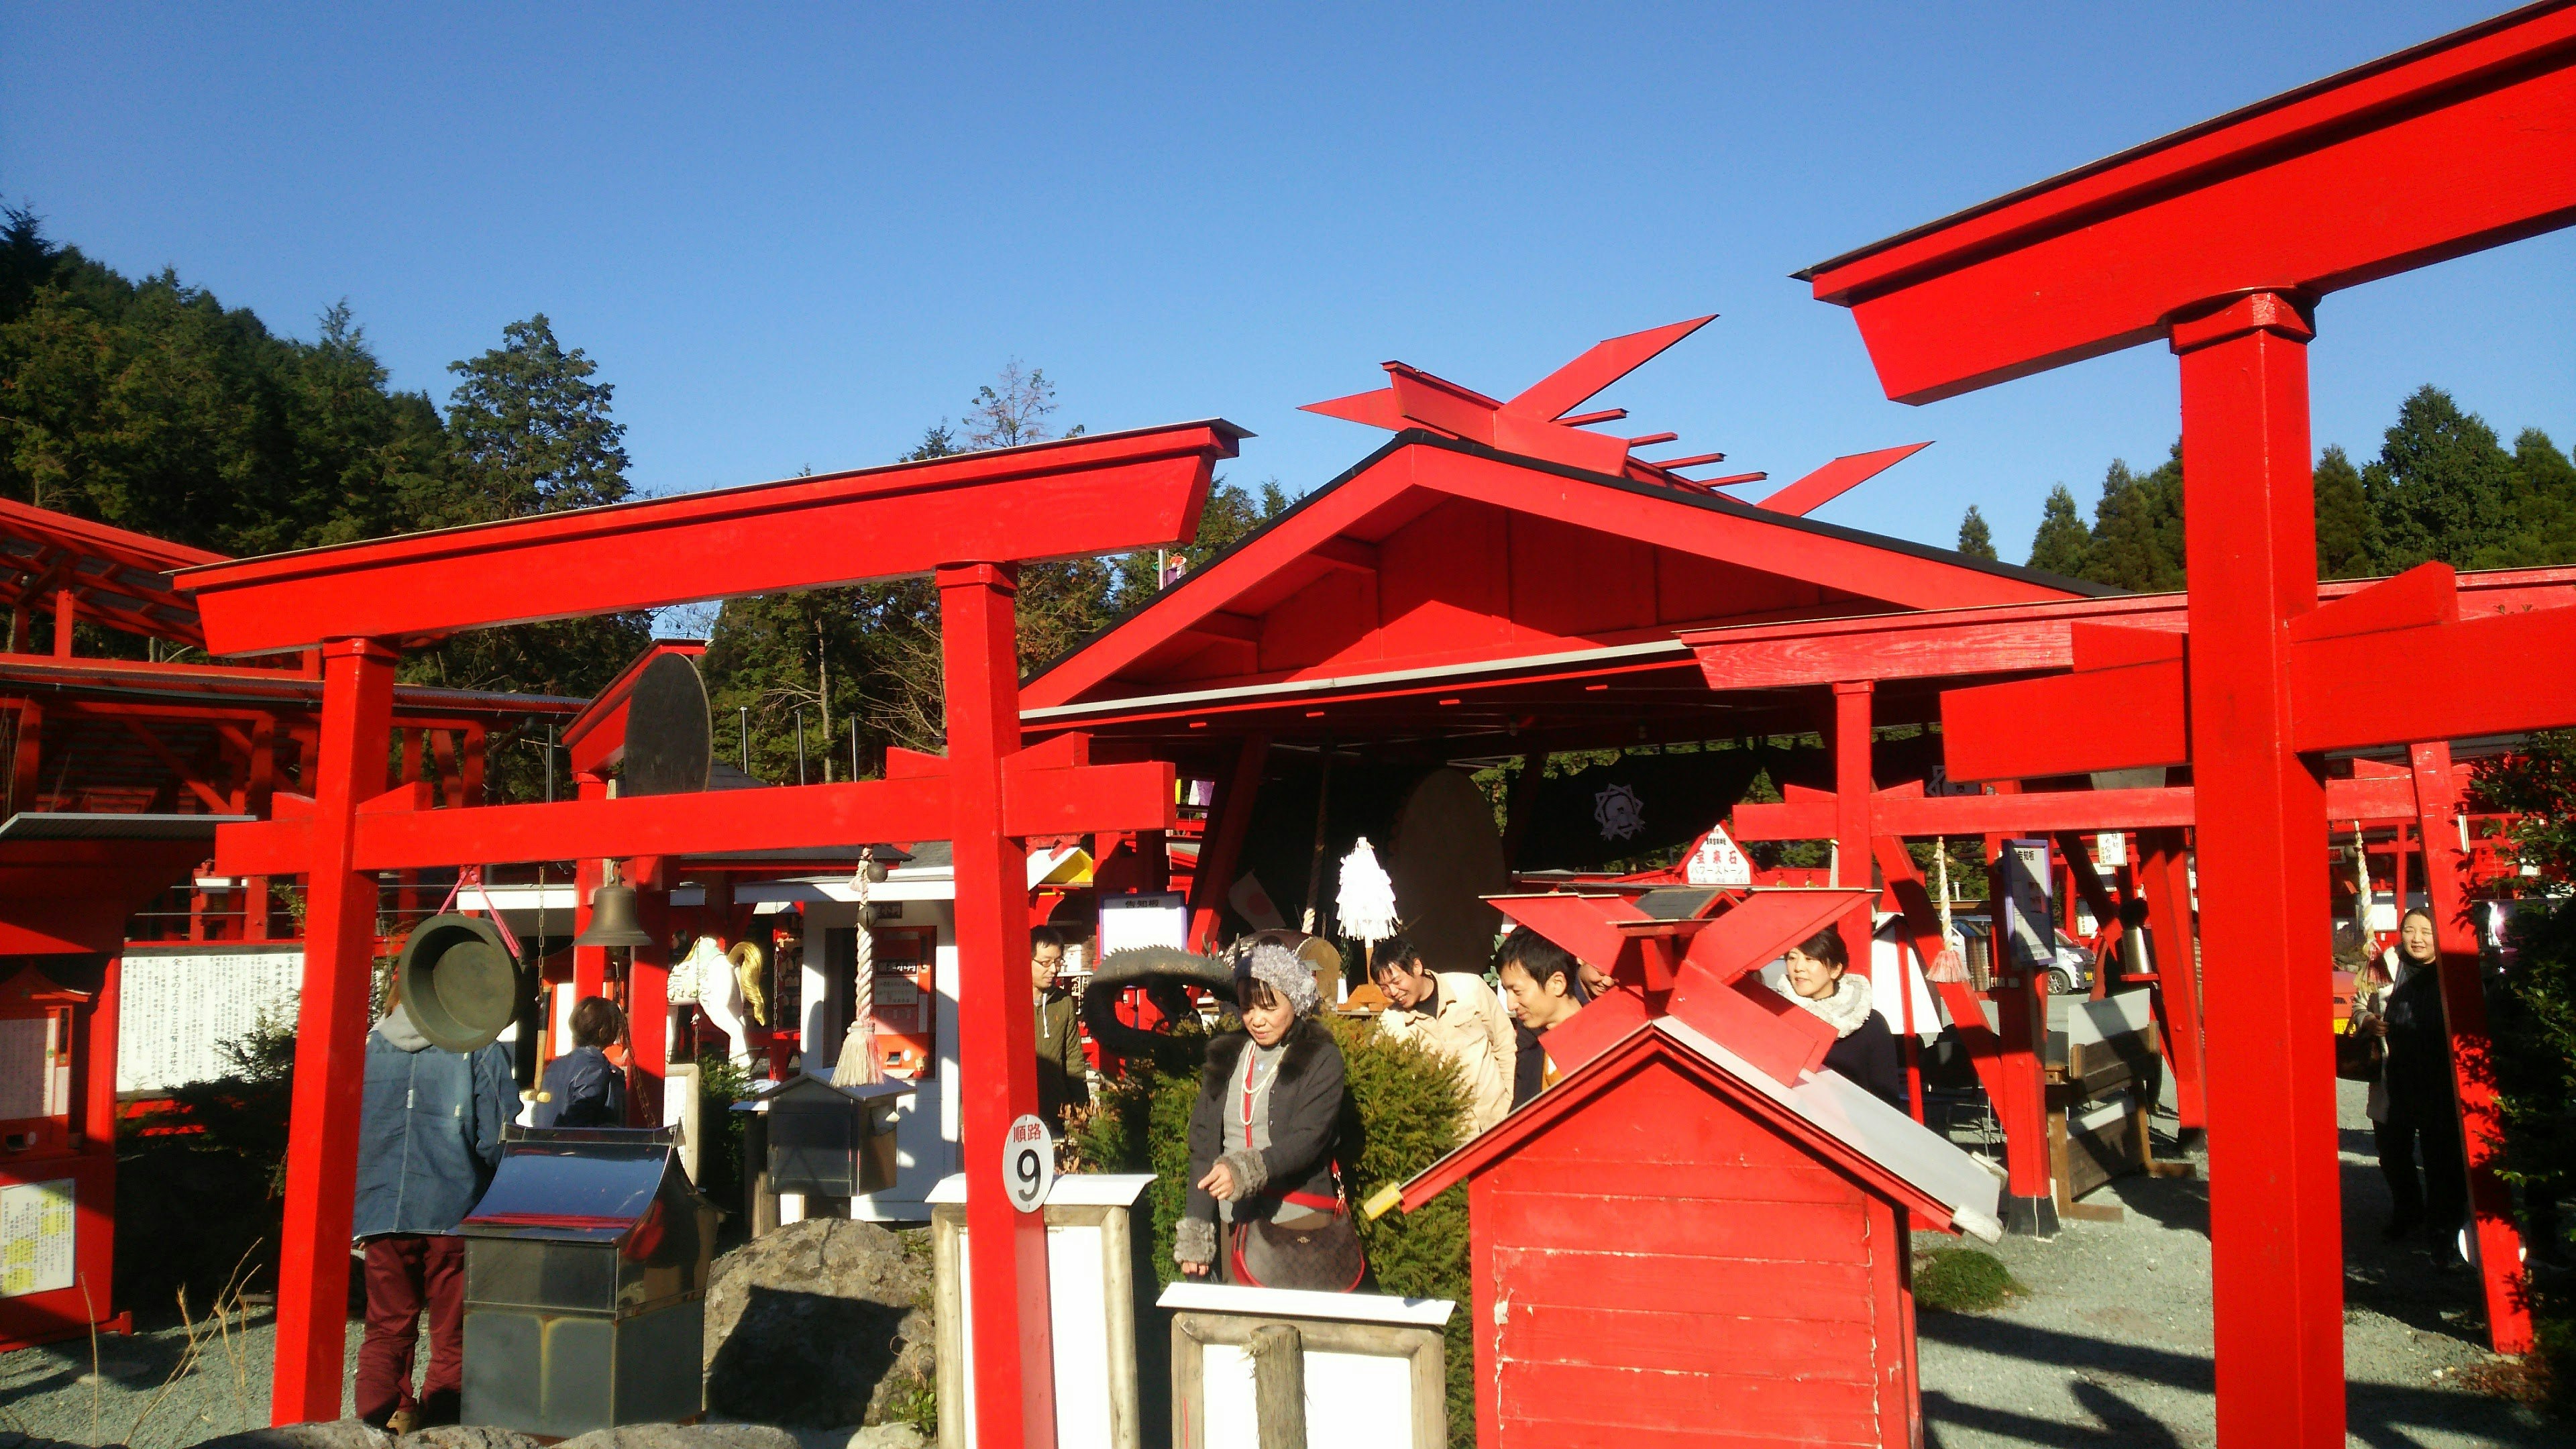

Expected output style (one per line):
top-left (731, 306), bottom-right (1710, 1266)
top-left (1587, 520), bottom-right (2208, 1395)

top-left (702, 1218), bottom-right (936, 1428)
top-left (195, 1423), bottom-right (391, 1449)
top-left (555, 1427), bottom-right (802, 1449)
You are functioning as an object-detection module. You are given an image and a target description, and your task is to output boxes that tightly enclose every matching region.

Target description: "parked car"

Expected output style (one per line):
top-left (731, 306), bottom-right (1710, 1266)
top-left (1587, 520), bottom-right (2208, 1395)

top-left (1947, 917), bottom-right (2095, 994)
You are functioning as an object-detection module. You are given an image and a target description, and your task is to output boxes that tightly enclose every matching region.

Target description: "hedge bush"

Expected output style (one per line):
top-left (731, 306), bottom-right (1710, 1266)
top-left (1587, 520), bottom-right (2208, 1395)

top-left (1070, 1014), bottom-right (1474, 1447)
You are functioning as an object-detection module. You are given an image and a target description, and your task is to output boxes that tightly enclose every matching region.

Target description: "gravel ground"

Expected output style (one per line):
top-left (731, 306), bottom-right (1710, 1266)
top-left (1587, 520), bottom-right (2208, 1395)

top-left (0, 1306), bottom-right (360, 1448)
top-left (2, 1077), bottom-right (2557, 1446)
top-left (1915, 1077), bottom-right (2560, 1448)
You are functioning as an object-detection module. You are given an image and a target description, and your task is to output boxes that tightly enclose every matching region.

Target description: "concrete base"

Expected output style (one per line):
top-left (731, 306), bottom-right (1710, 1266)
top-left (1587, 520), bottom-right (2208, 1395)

top-left (2003, 1193), bottom-right (2060, 1238)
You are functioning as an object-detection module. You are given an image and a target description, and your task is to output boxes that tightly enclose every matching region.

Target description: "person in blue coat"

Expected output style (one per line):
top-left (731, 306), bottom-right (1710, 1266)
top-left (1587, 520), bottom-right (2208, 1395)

top-left (534, 996), bottom-right (628, 1128)
top-left (352, 997), bottom-right (515, 1431)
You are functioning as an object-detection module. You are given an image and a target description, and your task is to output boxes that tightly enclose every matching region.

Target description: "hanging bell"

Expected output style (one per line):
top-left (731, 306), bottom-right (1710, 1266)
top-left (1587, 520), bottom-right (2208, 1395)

top-left (572, 883), bottom-right (654, 950)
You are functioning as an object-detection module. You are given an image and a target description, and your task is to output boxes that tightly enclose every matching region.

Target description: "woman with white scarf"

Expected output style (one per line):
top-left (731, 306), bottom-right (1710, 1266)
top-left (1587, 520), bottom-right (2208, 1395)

top-left (1774, 927), bottom-right (1908, 1109)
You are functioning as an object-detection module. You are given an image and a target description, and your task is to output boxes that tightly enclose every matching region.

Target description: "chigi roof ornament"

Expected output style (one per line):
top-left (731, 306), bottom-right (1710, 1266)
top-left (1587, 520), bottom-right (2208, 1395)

top-left (1299, 317), bottom-right (1931, 515)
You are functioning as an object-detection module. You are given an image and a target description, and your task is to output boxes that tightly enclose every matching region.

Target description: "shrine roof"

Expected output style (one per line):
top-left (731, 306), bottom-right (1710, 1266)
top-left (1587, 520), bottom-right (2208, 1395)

top-left (1020, 430), bottom-right (2100, 754)
top-left (0, 655), bottom-right (586, 722)
top-left (0, 498), bottom-right (225, 650)
top-left (1397, 1012), bottom-right (2003, 1242)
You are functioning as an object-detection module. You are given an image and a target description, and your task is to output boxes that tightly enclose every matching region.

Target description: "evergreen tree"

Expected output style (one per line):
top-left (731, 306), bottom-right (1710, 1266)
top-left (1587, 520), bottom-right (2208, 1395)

top-left (439, 314), bottom-right (631, 522)
top-left (2025, 484), bottom-right (2091, 578)
top-left (1955, 505), bottom-right (1996, 559)
top-left (2085, 449), bottom-right (2186, 592)
top-left (409, 315), bottom-right (650, 704)
top-left (2504, 427), bottom-right (2576, 570)
top-left (2312, 444), bottom-right (2373, 579)
top-left (2362, 385), bottom-right (2518, 571)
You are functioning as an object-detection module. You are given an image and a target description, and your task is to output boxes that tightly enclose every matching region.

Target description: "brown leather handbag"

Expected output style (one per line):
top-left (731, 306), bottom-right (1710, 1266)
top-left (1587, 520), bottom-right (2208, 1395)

top-left (1230, 1192), bottom-right (1366, 1292)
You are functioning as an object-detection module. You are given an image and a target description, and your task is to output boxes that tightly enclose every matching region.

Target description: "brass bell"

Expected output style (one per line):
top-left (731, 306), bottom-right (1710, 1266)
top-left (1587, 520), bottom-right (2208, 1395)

top-left (572, 883), bottom-right (654, 950)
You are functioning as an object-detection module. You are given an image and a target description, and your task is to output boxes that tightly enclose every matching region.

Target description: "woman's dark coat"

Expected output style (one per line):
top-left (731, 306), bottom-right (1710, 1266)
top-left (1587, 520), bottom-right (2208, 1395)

top-left (1184, 1018), bottom-right (1346, 1229)
top-left (2379, 955), bottom-right (2457, 1128)
top-left (1824, 1013), bottom-right (1909, 1111)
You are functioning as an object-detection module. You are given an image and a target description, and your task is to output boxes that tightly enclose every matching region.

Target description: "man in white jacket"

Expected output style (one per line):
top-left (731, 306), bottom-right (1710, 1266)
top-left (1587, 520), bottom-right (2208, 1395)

top-left (1371, 936), bottom-right (1519, 1134)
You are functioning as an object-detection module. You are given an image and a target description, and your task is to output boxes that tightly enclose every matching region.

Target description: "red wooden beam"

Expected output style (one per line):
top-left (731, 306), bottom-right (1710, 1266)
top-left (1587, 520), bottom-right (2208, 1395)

top-left (2409, 741), bottom-right (2534, 1352)
top-left (2137, 828), bottom-right (2206, 1132)
top-left (1755, 441), bottom-right (1932, 517)
top-left (1678, 566), bottom-right (2576, 692)
top-left (211, 753), bottom-right (1175, 875)
top-left (176, 421), bottom-right (1242, 655)
top-left (1731, 775), bottom-right (2414, 841)
top-left (269, 640), bottom-right (395, 1424)
top-left (1802, 3), bottom-right (2576, 402)
top-left (1187, 735), bottom-right (1269, 951)
top-left (1941, 575), bottom-right (2576, 782)
top-left (935, 561), bottom-right (1057, 1449)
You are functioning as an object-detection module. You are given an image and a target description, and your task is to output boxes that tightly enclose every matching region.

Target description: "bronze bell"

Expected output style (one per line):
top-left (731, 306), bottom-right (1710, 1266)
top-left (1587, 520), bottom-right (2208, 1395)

top-left (396, 914), bottom-right (519, 1053)
top-left (572, 883), bottom-right (654, 949)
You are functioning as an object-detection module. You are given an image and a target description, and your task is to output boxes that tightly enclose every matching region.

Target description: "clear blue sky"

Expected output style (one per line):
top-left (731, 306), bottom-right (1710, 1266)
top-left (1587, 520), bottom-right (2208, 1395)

top-left (5, 3), bottom-right (2568, 562)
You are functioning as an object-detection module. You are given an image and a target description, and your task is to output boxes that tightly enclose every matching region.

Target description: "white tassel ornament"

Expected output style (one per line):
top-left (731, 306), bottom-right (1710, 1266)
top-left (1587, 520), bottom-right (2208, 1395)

top-left (1336, 836), bottom-right (1400, 947)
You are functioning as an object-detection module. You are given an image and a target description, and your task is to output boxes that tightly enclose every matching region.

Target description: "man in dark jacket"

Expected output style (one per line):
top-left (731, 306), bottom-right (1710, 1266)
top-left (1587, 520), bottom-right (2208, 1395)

top-left (1031, 927), bottom-right (1089, 1126)
top-left (352, 1000), bottom-right (515, 1431)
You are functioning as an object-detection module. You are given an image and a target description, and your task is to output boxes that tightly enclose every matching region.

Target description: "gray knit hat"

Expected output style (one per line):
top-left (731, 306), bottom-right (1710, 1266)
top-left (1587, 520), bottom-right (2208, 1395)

top-left (1234, 941), bottom-right (1322, 1018)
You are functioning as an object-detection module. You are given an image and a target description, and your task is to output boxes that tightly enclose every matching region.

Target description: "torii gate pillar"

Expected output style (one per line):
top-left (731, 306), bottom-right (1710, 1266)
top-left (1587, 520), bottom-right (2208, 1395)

top-left (940, 562), bottom-right (1059, 1449)
top-left (2170, 293), bottom-right (2343, 1422)
top-left (270, 639), bottom-right (398, 1421)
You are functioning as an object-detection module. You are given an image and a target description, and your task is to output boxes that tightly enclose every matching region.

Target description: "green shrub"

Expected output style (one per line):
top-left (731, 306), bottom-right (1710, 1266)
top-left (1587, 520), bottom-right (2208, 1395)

top-left (1913, 1246), bottom-right (2023, 1313)
top-left (692, 1053), bottom-right (756, 1218)
top-left (1070, 1014), bottom-right (1476, 1447)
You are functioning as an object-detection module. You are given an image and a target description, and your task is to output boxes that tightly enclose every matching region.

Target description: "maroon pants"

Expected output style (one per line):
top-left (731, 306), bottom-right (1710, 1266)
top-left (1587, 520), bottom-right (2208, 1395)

top-left (356, 1234), bottom-right (466, 1426)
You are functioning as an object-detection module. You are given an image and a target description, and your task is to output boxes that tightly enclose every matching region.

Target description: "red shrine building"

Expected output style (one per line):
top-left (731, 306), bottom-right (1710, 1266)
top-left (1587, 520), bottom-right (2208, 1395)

top-left (1398, 888), bottom-right (2002, 1449)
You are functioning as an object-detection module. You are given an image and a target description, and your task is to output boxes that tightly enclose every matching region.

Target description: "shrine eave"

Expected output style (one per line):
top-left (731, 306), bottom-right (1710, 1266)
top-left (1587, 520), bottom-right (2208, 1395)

top-left (1021, 429), bottom-right (2107, 716)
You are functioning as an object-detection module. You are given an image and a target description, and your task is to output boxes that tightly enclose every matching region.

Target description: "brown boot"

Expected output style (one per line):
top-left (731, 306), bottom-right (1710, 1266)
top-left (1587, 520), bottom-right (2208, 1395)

top-left (387, 1406), bottom-right (419, 1436)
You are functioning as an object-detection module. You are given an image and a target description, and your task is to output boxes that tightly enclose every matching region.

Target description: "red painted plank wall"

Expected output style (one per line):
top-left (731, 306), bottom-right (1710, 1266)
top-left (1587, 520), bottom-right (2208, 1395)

top-left (1145, 496), bottom-right (1864, 690)
top-left (1471, 1058), bottom-right (1915, 1449)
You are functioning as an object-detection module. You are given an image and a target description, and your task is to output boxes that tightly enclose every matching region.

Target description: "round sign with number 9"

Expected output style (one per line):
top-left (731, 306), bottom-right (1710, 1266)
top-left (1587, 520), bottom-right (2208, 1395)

top-left (1002, 1112), bottom-right (1054, 1213)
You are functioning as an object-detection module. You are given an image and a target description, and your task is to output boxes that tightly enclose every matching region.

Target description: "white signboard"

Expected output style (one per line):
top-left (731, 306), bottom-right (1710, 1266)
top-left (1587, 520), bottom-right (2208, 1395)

top-left (118, 949), bottom-right (303, 1094)
top-left (1097, 892), bottom-right (1188, 956)
top-left (0, 1179), bottom-right (75, 1297)
top-left (1003, 1112), bottom-right (1055, 1213)
top-left (1684, 824), bottom-right (1754, 887)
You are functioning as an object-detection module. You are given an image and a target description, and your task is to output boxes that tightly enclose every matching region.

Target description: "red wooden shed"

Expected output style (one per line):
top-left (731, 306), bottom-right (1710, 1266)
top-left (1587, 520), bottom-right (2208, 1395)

top-left (1397, 890), bottom-right (2001, 1449)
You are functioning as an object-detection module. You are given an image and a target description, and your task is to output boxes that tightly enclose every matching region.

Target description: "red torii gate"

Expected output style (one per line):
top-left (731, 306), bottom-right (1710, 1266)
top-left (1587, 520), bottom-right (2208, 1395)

top-left (1683, 566), bottom-right (2576, 1242)
top-left (1800, 5), bottom-right (2576, 1444)
top-left (174, 421), bottom-right (1244, 1445)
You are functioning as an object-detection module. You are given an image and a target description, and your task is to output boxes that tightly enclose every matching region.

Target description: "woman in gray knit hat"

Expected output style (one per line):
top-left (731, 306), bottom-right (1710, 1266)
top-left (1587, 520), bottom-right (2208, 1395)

top-left (1175, 941), bottom-right (1360, 1289)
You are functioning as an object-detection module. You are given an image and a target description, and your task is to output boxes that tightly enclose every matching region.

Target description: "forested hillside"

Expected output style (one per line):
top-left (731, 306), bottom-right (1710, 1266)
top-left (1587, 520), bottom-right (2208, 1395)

top-left (0, 209), bottom-right (1286, 786)
top-left (0, 206), bottom-right (651, 704)
top-left (1974, 390), bottom-right (2576, 590)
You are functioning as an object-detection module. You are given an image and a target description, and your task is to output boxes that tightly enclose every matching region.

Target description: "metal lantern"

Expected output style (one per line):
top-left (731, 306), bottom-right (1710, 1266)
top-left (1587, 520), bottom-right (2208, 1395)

top-left (735, 1074), bottom-right (915, 1199)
